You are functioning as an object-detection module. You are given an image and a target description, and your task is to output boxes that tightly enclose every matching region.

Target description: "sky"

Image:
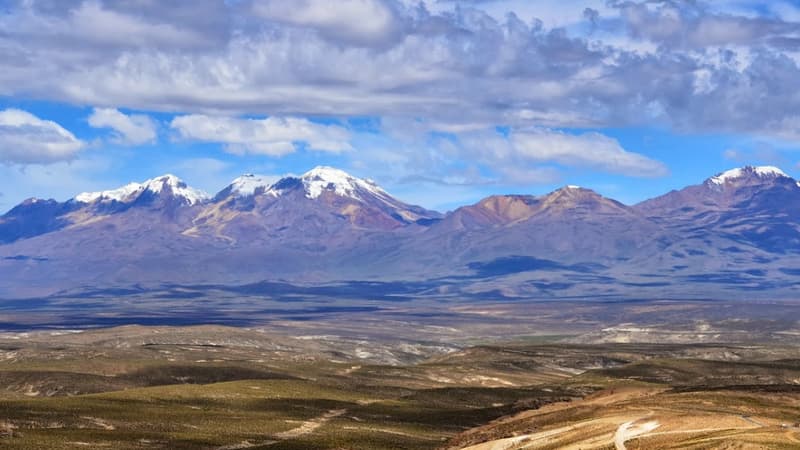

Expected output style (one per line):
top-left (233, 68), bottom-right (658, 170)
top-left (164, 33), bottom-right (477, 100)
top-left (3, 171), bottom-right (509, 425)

top-left (1, 0), bottom-right (800, 212)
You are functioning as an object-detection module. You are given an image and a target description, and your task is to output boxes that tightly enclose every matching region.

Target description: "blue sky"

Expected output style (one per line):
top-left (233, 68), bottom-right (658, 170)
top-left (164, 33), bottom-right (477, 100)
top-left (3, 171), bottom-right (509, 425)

top-left (1, 0), bottom-right (800, 212)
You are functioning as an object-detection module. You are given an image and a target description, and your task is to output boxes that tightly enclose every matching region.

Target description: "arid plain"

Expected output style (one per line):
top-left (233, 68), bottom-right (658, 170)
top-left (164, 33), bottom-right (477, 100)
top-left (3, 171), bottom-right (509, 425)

top-left (0, 297), bottom-right (799, 449)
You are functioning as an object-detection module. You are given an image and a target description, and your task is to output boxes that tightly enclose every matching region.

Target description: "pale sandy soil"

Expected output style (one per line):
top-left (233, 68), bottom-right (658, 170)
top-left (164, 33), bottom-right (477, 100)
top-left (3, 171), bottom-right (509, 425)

top-left (452, 387), bottom-right (792, 450)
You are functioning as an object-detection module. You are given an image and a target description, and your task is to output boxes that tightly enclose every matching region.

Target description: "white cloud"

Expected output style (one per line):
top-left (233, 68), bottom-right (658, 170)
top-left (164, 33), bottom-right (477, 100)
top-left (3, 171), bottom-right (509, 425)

top-left (4, 1), bottom-right (221, 51)
top-left (1, 1), bottom-right (800, 146)
top-left (455, 127), bottom-right (667, 179)
top-left (252, 0), bottom-right (401, 46)
top-left (0, 109), bottom-right (85, 164)
top-left (88, 108), bottom-right (158, 145)
top-left (509, 129), bottom-right (669, 178)
top-left (170, 115), bottom-right (352, 156)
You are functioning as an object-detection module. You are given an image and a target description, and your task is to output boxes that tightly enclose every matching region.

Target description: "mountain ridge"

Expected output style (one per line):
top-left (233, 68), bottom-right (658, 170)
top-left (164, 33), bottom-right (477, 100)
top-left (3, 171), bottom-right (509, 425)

top-left (0, 165), bottom-right (798, 298)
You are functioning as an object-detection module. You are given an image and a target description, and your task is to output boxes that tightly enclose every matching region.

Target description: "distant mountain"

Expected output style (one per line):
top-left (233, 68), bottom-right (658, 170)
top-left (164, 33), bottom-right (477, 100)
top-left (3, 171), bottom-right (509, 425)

top-left (438, 186), bottom-right (643, 230)
top-left (0, 165), bottom-right (799, 299)
top-left (400, 186), bottom-right (666, 275)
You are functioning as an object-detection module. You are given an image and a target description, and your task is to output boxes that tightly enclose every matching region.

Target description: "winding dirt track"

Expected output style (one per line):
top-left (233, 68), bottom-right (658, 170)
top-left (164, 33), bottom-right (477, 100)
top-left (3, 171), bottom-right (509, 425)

top-left (273, 408), bottom-right (346, 439)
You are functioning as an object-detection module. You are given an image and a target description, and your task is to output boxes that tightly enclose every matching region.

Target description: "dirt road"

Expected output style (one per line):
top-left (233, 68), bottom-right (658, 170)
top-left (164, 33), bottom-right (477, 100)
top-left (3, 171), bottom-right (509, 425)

top-left (273, 408), bottom-right (347, 439)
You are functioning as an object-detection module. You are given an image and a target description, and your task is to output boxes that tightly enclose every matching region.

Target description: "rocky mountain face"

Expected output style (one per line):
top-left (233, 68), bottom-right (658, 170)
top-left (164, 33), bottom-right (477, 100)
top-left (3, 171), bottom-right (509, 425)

top-left (401, 186), bottom-right (666, 275)
top-left (0, 166), bottom-right (798, 299)
top-left (0, 198), bottom-right (79, 244)
top-left (636, 166), bottom-right (800, 253)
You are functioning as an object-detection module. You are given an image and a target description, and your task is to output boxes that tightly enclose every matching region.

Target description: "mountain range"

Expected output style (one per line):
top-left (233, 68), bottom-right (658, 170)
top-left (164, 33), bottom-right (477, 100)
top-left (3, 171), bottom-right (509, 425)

top-left (1, 165), bottom-right (798, 299)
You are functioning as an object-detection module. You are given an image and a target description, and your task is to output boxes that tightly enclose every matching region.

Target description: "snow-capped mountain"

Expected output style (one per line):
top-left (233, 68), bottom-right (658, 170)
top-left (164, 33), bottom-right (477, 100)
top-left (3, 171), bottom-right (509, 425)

top-left (290, 166), bottom-right (440, 224)
top-left (638, 166), bottom-right (800, 217)
top-left (215, 167), bottom-right (398, 201)
top-left (636, 165), bottom-right (800, 253)
top-left (213, 174), bottom-right (275, 200)
top-left (75, 174), bottom-right (210, 206)
top-left (218, 166), bottom-right (419, 204)
top-left (294, 166), bottom-right (386, 200)
top-left (705, 166), bottom-right (790, 189)
top-left (0, 174), bottom-right (209, 244)
top-left (199, 167), bottom-right (440, 240)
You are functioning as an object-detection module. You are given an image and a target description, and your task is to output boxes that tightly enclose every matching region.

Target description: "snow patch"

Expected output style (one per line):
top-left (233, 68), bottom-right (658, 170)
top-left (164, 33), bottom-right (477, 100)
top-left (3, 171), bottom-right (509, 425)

top-left (75, 182), bottom-right (144, 203)
top-left (142, 174), bottom-right (209, 205)
top-left (708, 166), bottom-right (789, 185)
top-left (227, 174), bottom-right (274, 197)
top-left (297, 166), bottom-right (388, 200)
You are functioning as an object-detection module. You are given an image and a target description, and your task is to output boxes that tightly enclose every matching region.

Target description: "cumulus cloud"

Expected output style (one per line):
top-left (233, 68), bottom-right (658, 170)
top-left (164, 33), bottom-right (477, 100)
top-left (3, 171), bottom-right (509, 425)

top-left (0, 109), bottom-right (85, 164)
top-left (509, 129), bottom-right (669, 178)
top-left (454, 127), bottom-right (667, 180)
top-left (170, 115), bottom-right (352, 156)
top-left (88, 108), bottom-right (157, 145)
